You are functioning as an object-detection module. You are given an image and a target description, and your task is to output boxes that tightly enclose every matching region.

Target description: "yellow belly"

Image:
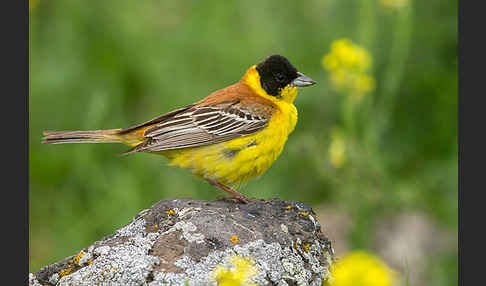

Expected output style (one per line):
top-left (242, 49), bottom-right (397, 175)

top-left (157, 105), bottom-right (298, 188)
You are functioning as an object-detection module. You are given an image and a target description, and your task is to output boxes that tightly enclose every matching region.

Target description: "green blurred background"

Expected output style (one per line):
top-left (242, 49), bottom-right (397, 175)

top-left (29, 0), bottom-right (457, 285)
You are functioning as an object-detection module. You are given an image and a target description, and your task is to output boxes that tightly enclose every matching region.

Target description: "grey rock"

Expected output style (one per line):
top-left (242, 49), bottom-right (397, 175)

top-left (30, 198), bottom-right (334, 285)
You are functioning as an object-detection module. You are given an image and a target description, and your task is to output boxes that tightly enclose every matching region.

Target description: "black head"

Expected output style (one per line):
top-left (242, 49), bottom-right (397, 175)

top-left (256, 55), bottom-right (299, 97)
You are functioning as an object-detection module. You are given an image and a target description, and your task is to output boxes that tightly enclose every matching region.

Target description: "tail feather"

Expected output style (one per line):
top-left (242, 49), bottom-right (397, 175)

top-left (42, 129), bottom-right (123, 144)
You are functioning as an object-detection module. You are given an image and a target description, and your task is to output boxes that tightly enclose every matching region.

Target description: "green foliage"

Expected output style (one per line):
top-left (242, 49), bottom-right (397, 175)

top-left (30, 0), bottom-right (457, 284)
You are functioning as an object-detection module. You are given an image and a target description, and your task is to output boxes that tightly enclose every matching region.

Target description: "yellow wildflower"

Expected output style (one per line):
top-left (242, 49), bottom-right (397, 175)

top-left (331, 39), bottom-right (370, 71)
top-left (323, 53), bottom-right (339, 71)
top-left (230, 235), bottom-right (239, 244)
top-left (329, 69), bottom-right (347, 88)
top-left (328, 129), bottom-right (346, 168)
top-left (323, 39), bottom-right (371, 73)
top-left (322, 38), bottom-right (375, 97)
top-left (353, 74), bottom-right (376, 94)
top-left (212, 255), bottom-right (259, 286)
top-left (325, 251), bottom-right (397, 286)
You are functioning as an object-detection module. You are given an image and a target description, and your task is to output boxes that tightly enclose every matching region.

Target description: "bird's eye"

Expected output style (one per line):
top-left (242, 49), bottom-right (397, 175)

top-left (275, 72), bottom-right (285, 83)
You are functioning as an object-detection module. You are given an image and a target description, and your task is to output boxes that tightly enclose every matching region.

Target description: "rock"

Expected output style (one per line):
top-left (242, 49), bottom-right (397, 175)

top-left (30, 198), bottom-right (334, 286)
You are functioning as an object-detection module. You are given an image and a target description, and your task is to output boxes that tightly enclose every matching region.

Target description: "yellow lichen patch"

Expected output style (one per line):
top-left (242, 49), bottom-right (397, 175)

top-left (299, 211), bottom-right (309, 217)
top-left (324, 251), bottom-right (397, 286)
top-left (303, 243), bottom-right (311, 253)
top-left (211, 255), bottom-right (259, 286)
top-left (165, 209), bottom-right (176, 216)
top-left (230, 235), bottom-right (239, 244)
top-left (59, 267), bottom-right (72, 278)
top-left (74, 250), bottom-right (85, 265)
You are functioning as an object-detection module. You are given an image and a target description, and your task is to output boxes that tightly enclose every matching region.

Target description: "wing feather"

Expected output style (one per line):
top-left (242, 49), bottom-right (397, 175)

top-left (128, 101), bottom-right (271, 152)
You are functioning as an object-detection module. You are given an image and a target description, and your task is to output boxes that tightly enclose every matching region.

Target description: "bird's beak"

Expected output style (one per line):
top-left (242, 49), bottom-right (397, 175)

top-left (291, 72), bottom-right (317, 87)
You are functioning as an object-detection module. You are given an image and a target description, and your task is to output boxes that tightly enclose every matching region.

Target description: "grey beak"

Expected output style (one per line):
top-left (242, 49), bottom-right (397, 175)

top-left (291, 72), bottom-right (317, 87)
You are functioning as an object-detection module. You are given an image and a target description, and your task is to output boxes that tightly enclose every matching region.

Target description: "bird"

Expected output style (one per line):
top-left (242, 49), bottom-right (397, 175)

top-left (42, 55), bottom-right (317, 203)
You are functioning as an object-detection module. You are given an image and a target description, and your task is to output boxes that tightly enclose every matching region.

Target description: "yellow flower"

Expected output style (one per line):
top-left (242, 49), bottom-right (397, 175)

top-left (325, 251), bottom-right (397, 286)
top-left (322, 38), bottom-right (375, 97)
top-left (324, 39), bottom-right (372, 73)
top-left (212, 255), bottom-right (259, 286)
top-left (330, 69), bottom-right (347, 88)
top-left (322, 54), bottom-right (339, 72)
top-left (353, 74), bottom-right (376, 94)
top-left (328, 129), bottom-right (346, 168)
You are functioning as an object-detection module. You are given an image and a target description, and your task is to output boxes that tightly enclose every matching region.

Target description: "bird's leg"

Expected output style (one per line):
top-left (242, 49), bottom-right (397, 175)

top-left (206, 179), bottom-right (250, 203)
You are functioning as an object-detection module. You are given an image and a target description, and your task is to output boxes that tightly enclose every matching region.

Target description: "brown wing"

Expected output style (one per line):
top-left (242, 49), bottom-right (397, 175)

top-left (121, 99), bottom-right (273, 154)
top-left (117, 104), bottom-right (196, 135)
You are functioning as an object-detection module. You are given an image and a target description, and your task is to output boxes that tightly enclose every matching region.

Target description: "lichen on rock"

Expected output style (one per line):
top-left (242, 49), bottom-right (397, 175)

top-left (30, 198), bottom-right (334, 286)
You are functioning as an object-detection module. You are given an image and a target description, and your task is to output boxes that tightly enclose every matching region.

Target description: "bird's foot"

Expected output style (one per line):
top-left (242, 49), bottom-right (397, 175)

top-left (208, 179), bottom-right (252, 204)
